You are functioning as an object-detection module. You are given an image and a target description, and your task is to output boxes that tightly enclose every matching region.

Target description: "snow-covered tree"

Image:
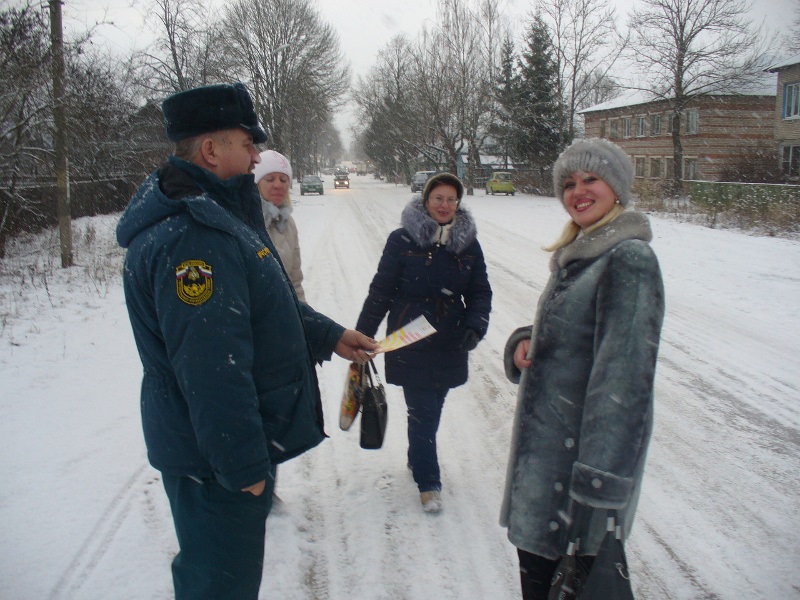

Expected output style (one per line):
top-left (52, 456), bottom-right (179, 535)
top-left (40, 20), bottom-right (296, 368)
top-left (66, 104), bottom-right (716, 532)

top-left (511, 15), bottom-right (564, 182)
top-left (537, 0), bottom-right (624, 142)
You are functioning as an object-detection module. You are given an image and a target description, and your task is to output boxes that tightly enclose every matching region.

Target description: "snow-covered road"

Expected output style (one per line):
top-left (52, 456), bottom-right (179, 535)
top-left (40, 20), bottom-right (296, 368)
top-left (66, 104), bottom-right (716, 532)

top-left (1, 175), bottom-right (798, 599)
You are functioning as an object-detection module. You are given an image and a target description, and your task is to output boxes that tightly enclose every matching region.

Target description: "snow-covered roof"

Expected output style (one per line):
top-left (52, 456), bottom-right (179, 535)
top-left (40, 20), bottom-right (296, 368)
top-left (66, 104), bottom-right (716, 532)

top-left (580, 90), bottom-right (655, 113)
top-left (766, 53), bottom-right (800, 72)
top-left (580, 80), bottom-right (776, 114)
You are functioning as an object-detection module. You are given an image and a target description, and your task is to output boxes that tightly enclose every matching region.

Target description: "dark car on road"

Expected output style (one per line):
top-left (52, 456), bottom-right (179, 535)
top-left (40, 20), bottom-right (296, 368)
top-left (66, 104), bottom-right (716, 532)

top-left (334, 171), bottom-right (350, 189)
top-left (300, 175), bottom-right (324, 195)
top-left (411, 170), bottom-right (436, 193)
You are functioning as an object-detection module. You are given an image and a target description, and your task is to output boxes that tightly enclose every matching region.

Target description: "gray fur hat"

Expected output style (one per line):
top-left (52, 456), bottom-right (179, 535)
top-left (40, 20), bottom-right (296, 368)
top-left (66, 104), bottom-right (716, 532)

top-left (423, 172), bottom-right (464, 202)
top-left (552, 138), bottom-right (634, 207)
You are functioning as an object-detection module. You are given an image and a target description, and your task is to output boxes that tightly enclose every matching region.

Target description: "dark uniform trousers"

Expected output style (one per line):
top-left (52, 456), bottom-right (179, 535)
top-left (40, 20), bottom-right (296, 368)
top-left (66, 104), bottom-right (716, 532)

top-left (162, 470), bottom-right (276, 600)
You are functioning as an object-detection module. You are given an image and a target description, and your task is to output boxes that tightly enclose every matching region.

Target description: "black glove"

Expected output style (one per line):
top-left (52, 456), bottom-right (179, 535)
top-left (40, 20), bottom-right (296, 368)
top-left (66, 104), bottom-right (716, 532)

top-left (459, 328), bottom-right (482, 352)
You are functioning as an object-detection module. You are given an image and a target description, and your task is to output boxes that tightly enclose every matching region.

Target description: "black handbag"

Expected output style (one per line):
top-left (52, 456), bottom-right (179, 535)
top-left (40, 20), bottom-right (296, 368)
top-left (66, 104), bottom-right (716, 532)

top-left (359, 360), bottom-right (387, 449)
top-left (548, 540), bottom-right (590, 600)
top-left (549, 509), bottom-right (634, 600)
top-left (580, 512), bottom-right (634, 600)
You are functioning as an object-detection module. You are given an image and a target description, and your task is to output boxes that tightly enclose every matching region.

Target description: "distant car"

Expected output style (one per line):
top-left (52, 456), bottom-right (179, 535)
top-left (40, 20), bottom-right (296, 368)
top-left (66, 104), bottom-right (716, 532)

top-left (411, 170), bottom-right (437, 193)
top-left (334, 171), bottom-right (350, 189)
top-left (486, 172), bottom-right (515, 195)
top-left (300, 175), bottom-right (324, 196)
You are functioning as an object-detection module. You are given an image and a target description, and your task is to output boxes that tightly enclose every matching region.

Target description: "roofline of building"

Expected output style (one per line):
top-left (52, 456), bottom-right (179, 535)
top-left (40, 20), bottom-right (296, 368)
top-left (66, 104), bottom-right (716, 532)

top-left (580, 90), bottom-right (776, 114)
top-left (766, 53), bottom-right (800, 72)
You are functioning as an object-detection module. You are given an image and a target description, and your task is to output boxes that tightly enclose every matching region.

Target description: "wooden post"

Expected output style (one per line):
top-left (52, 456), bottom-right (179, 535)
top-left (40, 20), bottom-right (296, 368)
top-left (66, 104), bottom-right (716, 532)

top-left (50, 0), bottom-right (72, 267)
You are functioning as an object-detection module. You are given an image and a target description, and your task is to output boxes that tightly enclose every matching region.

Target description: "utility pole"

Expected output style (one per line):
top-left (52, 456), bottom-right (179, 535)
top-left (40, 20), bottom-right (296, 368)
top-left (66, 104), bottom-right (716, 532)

top-left (49, 0), bottom-right (72, 267)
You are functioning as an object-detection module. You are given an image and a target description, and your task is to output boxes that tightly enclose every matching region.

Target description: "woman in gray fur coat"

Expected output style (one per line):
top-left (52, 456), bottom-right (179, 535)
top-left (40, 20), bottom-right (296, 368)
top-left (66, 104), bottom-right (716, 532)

top-left (500, 138), bottom-right (665, 599)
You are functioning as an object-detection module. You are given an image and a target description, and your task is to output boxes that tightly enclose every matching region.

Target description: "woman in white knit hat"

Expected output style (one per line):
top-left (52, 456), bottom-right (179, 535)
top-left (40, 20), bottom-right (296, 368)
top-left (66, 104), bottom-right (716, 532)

top-left (500, 138), bottom-right (665, 599)
top-left (253, 150), bottom-right (306, 302)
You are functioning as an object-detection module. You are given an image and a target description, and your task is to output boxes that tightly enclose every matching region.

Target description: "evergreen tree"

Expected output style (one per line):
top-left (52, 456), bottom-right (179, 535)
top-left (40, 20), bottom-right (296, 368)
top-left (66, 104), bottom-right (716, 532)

top-left (488, 37), bottom-right (517, 170)
top-left (511, 15), bottom-right (564, 179)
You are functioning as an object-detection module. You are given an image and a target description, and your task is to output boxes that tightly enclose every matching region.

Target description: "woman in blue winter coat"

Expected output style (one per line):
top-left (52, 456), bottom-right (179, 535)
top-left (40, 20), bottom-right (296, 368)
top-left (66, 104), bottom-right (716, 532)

top-left (501, 138), bottom-right (665, 599)
top-left (356, 172), bottom-right (492, 513)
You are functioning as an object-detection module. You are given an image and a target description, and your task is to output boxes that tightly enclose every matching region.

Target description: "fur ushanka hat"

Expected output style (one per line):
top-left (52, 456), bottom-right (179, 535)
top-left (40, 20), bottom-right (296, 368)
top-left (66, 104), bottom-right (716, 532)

top-left (422, 172), bottom-right (465, 203)
top-left (552, 138), bottom-right (634, 207)
top-left (161, 82), bottom-right (268, 144)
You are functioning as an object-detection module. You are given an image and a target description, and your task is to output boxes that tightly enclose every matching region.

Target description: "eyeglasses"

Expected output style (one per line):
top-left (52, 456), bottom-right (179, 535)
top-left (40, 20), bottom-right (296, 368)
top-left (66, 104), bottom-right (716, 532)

top-left (429, 196), bottom-right (459, 206)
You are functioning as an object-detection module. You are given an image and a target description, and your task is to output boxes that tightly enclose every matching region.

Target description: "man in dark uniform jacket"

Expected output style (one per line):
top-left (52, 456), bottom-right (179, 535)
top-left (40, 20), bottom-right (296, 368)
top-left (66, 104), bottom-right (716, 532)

top-left (116, 82), bottom-right (376, 600)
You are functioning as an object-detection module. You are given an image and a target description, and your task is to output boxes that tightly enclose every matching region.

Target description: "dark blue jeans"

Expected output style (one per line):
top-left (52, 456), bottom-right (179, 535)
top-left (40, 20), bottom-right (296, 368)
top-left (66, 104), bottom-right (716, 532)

top-left (403, 386), bottom-right (448, 493)
top-left (162, 472), bottom-right (274, 600)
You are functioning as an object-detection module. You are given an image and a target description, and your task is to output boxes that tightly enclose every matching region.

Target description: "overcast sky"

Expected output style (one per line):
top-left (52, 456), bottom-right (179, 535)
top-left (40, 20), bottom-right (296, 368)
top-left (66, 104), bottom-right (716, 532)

top-left (67, 0), bottom-right (793, 78)
top-left (63, 0), bottom-right (793, 146)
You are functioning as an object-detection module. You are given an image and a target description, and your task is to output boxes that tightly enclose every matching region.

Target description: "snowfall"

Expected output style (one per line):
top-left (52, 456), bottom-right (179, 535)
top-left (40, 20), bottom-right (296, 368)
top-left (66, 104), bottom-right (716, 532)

top-left (1, 175), bottom-right (798, 600)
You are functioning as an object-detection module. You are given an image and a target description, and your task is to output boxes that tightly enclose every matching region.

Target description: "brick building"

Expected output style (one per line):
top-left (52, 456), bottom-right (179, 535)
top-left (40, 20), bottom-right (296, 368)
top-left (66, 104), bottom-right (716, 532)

top-left (579, 89), bottom-right (775, 184)
top-left (767, 54), bottom-right (800, 179)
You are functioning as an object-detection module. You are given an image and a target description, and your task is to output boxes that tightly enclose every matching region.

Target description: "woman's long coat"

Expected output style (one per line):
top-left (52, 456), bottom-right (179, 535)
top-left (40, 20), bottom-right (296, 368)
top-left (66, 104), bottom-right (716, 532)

top-left (356, 196), bottom-right (492, 390)
top-left (500, 211), bottom-right (665, 559)
top-left (263, 199), bottom-right (305, 302)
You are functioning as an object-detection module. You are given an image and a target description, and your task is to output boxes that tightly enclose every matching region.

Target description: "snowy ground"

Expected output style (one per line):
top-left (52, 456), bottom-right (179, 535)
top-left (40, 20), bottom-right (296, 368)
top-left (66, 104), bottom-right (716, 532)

top-left (1, 175), bottom-right (799, 599)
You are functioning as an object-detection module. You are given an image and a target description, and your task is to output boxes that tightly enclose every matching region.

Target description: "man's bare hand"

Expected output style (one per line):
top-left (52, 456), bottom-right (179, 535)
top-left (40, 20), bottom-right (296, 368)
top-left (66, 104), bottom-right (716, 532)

top-left (335, 329), bottom-right (379, 364)
top-left (513, 339), bottom-right (532, 371)
top-left (242, 480), bottom-right (266, 496)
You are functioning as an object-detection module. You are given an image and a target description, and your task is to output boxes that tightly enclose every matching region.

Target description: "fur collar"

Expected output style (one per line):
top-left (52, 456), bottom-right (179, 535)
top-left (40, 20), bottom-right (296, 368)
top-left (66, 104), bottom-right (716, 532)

top-left (262, 200), bottom-right (293, 233)
top-left (553, 211), bottom-right (653, 270)
top-left (401, 194), bottom-right (478, 254)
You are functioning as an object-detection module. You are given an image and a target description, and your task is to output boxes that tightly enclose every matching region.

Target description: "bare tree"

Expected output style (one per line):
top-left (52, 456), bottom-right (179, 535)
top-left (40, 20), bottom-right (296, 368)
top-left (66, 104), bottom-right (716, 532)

top-left (0, 2), bottom-right (138, 257)
top-left (133, 0), bottom-right (226, 95)
top-left (628, 0), bottom-right (773, 193)
top-left (409, 26), bottom-right (463, 173)
top-left (459, 0), bottom-right (507, 193)
top-left (790, 0), bottom-right (800, 52)
top-left (0, 3), bottom-right (52, 256)
top-left (352, 35), bottom-right (418, 182)
top-left (434, 0), bottom-right (499, 192)
top-left (65, 50), bottom-right (140, 178)
top-left (221, 0), bottom-right (348, 160)
top-left (352, 0), bottom-right (509, 187)
top-left (537, 0), bottom-right (625, 142)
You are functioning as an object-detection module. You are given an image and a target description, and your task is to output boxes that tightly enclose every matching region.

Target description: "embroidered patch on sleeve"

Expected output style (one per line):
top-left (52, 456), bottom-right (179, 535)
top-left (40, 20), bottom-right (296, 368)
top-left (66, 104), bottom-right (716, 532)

top-left (257, 247), bottom-right (271, 259)
top-left (175, 260), bottom-right (213, 305)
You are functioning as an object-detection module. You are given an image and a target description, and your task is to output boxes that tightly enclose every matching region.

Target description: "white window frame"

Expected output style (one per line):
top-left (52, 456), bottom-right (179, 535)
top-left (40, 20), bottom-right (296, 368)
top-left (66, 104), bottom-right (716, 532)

top-left (784, 83), bottom-right (800, 119)
top-left (686, 109), bottom-right (699, 134)
top-left (684, 157), bottom-right (698, 180)
top-left (782, 145), bottom-right (800, 176)
top-left (622, 117), bottom-right (632, 138)
top-left (609, 119), bottom-right (619, 139)
top-left (636, 116), bottom-right (646, 137)
top-left (650, 114), bottom-right (662, 136)
top-left (649, 157), bottom-right (662, 178)
top-left (634, 156), bottom-right (646, 177)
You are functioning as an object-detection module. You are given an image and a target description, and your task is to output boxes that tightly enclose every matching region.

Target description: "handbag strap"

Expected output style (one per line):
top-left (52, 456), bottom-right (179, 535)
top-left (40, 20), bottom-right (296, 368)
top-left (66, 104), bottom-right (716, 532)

top-left (364, 359), bottom-right (382, 387)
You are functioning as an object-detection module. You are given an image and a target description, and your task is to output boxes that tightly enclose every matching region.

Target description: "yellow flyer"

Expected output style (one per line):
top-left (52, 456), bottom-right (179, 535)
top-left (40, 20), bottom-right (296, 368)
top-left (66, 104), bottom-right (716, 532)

top-left (374, 315), bottom-right (437, 353)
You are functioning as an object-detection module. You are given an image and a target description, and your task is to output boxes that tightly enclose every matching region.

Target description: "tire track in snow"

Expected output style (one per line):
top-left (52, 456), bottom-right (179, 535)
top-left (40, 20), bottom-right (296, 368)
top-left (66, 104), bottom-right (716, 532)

top-left (48, 464), bottom-right (151, 600)
top-left (289, 185), bottom-right (523, 599)
top-left (291, 189), bottom-right (412, 599)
